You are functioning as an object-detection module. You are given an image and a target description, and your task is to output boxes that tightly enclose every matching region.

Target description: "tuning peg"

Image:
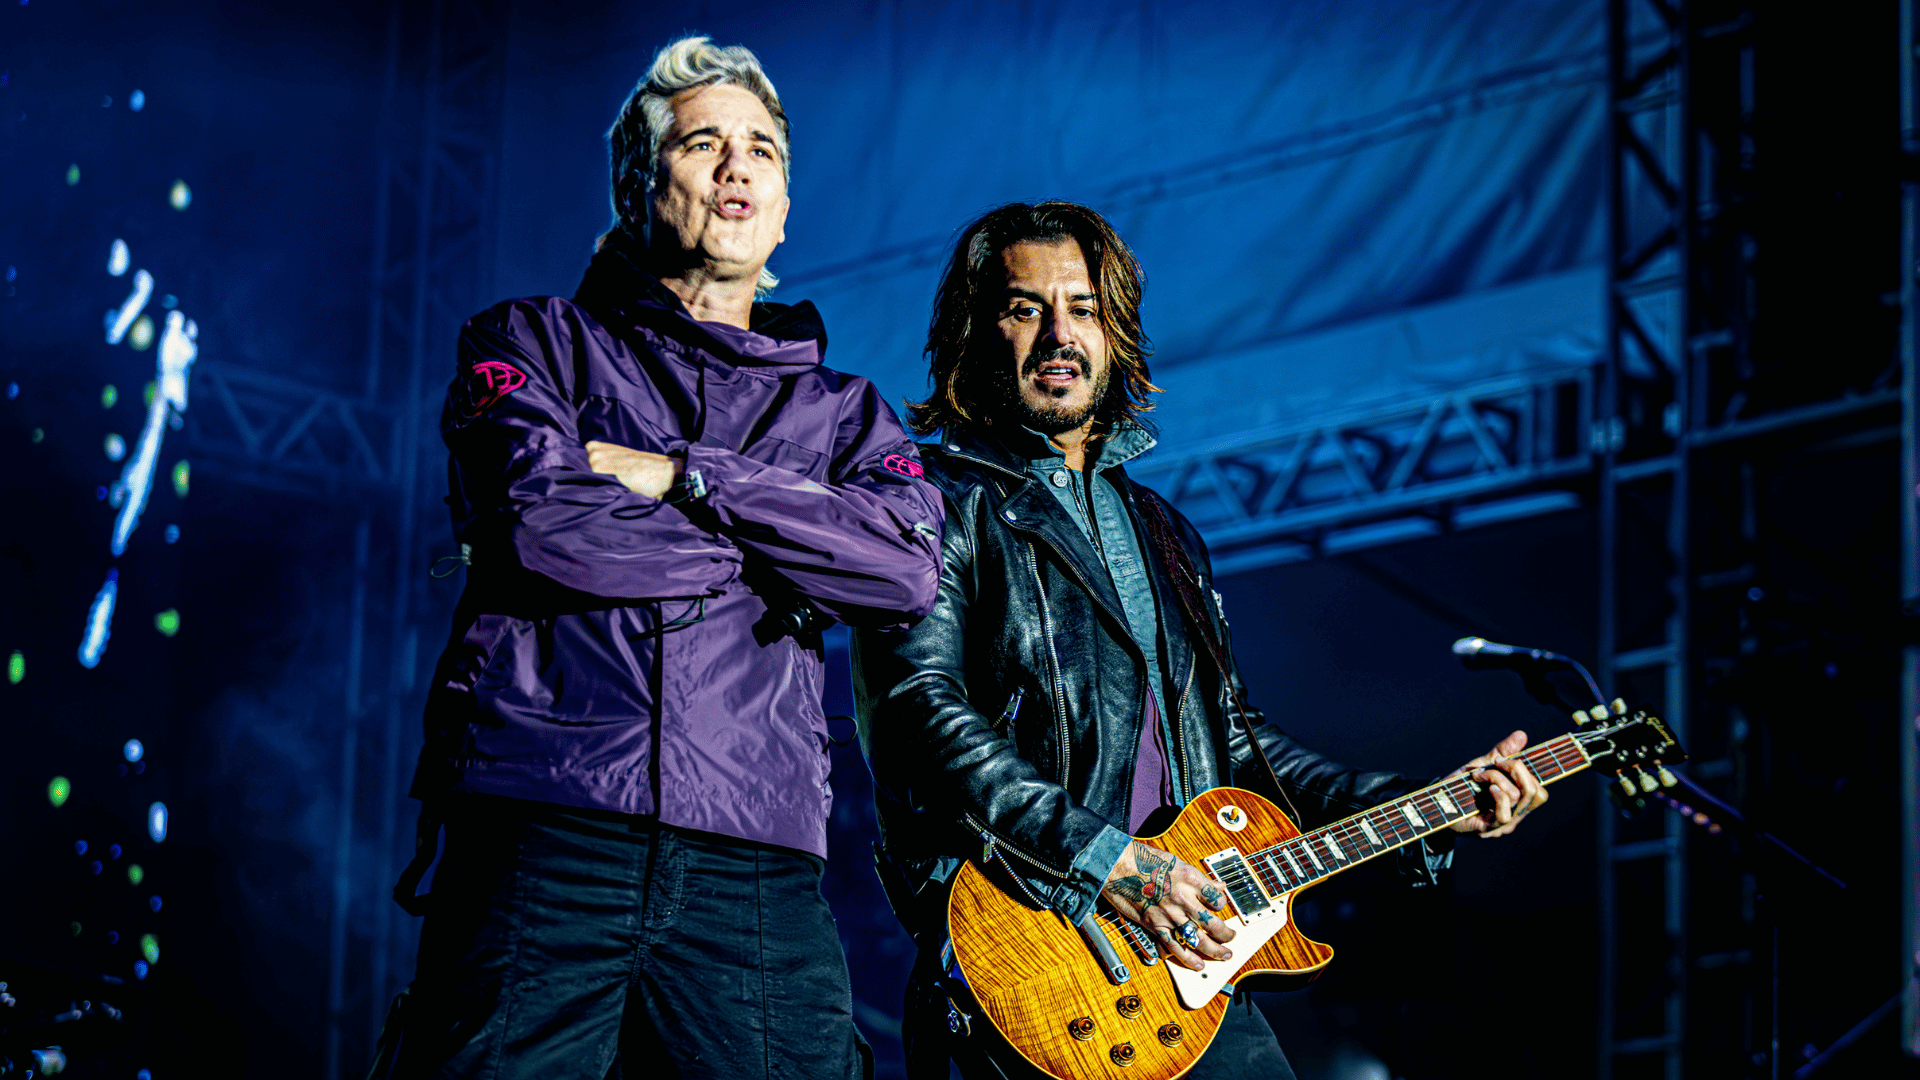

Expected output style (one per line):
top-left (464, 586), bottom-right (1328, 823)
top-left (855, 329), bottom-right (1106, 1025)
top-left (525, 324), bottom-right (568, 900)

top-left (1656, 765), bottom-right (1677, 788)
top-left (1571, 710), bottom-right (1591, 727)
top-left (1617, 773), bottom-right (1636, 797)
top-left (1611, 698), bottom-right (1628, 716)
top-left (1588, 705), bottom-right (1610, 725)
top-left (1636, 768), bottom-right (1658, 794)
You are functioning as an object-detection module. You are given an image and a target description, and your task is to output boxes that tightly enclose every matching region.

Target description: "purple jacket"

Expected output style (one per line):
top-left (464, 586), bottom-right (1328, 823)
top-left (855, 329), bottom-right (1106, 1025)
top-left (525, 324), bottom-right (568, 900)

top-left (414, 243), bottom-right (943, 856)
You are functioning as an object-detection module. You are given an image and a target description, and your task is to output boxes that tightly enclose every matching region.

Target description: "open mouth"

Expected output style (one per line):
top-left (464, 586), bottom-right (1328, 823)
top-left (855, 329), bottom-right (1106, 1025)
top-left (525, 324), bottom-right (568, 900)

top-left (714, 190), bottom-right (756, 219)
top-left (1032, 359), bottom-right (1082, 389)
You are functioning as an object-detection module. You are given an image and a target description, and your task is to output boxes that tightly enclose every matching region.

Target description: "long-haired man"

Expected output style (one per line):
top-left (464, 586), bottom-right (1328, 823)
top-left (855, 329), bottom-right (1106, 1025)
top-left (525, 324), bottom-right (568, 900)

top-left (853, 201), bottom-right (1544, 1079)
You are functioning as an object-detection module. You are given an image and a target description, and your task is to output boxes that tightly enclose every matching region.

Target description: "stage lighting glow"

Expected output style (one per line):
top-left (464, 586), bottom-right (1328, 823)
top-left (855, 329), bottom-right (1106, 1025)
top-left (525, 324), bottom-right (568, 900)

top-left (130, 89), bottom-right (145, 111)
top-left (132, 960), bottom-right (147, 980)
top-left (168, 180), bottom-right (191, 210)
top-left (48, 776), bottom-right (71, 807)
top-left (7, 650), bottom-right (21, 684)
top-left (108, 843), bottom-right (121, 860)
top-left (127, 864), bottom-right (144, 886)
top-left (164, 524), bottom-right (179, 544)
top-left (74, 840), bottom-right (87, 855)
top-left (79, 569), bottom-right (119, 668)
top-left (124, 739), bottom-right (144, 762)
top-left (108, 239), bottom-right (129, 276)
top-left (128, 314), bottom-right (155, 351)
top-left (30, 428), bottom-right (44, 443)
top-left (138, 1070), bottom-right (152, 1080)
top-left (105, 434), bottom-right (126, 462)
top-left (71, 922), bottom-right (83, 936)
top-left (154, 609), bottom-right (179, 637)
top-left (140, 933), bottom-right (159, 965)
top-left (106, 270), bottom-right (152, 345)
top-left (6, 382), bottom-right (16, 398)
top-left (101, 384), bottom-right (118, 409)
top-left (148, 895), bottom-right (163, 913)
top-left (144, 381), bottom-right (157, 406)
top-left (112, 315), bottom-right (198, 556)
top-left (89, 860), bottom-right (102, 875)
top-left (66, 164), bottom-right (80, 186)
top-left (148, 802), bottom-right (168, 843)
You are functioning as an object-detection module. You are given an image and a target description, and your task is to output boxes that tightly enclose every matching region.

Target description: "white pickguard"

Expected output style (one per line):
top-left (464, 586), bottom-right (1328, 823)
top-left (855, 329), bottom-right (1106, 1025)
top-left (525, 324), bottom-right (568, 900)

top-left (1164, 894), bottom-right (1292, 1009)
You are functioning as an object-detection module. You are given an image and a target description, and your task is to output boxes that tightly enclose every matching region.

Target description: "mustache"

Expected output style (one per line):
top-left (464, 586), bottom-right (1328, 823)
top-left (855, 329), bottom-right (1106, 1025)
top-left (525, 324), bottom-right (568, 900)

top-left (1021, 346), bottom-right (1087, 378)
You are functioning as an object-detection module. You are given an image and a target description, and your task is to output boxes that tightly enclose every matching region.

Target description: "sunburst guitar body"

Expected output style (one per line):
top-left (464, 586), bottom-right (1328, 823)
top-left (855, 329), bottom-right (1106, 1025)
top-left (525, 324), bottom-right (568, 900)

top-left (946, 702), bottom-right (1686, 1080)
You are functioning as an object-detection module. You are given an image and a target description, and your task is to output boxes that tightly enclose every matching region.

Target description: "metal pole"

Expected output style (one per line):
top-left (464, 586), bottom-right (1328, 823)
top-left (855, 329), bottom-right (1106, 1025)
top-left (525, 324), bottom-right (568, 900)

top-left (1900, 0), bottom-right (1920, 1056)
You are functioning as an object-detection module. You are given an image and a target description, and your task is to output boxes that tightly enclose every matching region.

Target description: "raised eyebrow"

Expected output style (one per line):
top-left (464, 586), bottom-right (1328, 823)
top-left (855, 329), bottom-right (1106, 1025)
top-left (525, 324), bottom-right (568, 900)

top-left (675, 125), bottom-right (724, 146)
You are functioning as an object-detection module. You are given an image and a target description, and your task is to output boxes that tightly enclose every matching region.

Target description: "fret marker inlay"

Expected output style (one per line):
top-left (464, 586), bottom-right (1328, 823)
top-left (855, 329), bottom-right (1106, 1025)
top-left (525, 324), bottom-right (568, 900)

top-left (1400, 803), bottom-right (1425, 829)
top-left (1281, 848), bottom-right (1305, 880)
top-left (1358, 818), bottom-right (1383, 847)
top-left (1434, 788), bottom-right (1460, 816)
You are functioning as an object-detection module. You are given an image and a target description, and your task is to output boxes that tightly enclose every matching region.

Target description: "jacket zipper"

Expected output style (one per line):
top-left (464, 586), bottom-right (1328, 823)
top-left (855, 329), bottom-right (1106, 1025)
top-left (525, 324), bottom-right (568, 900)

top-left (1022, 540), bottom-right (1072, 787)
top-left (963, 812), bottom-right (1070, 882)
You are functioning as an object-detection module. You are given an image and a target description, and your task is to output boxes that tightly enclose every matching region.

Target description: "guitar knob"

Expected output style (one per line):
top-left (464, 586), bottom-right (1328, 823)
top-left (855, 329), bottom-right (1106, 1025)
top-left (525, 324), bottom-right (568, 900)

top-left (1158, 1023), bottom-right (1185, 1047)
top-left (1636, 768), bottom-right (1658, 794)
top-left (1115, 995), bottom-right (1142, 1019)
top-left (1067, 1016), bottom-right (1096, 1042)
top-left (1110, 1042), bottom-right (1136, 1067)
top-left (1657, 766), bottom-right (1677, 788)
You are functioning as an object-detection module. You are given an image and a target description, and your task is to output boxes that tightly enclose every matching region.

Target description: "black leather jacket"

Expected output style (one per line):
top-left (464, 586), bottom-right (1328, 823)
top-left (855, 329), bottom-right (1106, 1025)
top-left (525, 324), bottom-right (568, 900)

top-left (851, 425), bottom-right (1447, 932)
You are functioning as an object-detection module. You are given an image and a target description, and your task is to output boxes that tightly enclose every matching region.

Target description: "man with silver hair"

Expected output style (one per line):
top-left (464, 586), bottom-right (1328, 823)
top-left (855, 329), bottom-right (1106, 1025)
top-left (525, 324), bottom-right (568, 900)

top-left (378, 35), bottom-right (940, 1080)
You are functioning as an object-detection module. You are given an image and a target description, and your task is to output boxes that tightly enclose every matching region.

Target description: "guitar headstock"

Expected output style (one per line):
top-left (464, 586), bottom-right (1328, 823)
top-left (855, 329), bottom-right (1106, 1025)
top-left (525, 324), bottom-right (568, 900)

top-left (1571, 699), bottom-right (1689, 797)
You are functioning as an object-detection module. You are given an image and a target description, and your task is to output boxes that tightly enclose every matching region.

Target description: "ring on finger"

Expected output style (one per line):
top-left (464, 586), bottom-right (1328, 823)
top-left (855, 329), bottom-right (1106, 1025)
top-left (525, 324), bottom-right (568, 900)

top-left (1176, 922), bottom-right (1202, 950)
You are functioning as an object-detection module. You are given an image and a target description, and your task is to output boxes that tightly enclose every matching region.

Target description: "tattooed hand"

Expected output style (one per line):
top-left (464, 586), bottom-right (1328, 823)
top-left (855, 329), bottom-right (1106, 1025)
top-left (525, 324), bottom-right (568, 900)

top-left (1446, 729), bottom-right (1548, 839)
top-left (1099, 840), bottom-right (1236, 971)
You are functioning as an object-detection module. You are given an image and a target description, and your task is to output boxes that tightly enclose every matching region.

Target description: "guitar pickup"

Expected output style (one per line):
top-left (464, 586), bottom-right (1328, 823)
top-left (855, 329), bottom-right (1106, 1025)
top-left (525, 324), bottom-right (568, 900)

top-left (1202, 848), bottom-right (1278, 921)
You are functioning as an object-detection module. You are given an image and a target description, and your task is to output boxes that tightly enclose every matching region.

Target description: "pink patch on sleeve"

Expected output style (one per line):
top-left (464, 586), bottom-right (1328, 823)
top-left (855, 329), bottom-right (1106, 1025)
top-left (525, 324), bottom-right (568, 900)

top-left (458, 360), bottom-right (529, 418)
top-left (882, 453), bottom-right (925, 479)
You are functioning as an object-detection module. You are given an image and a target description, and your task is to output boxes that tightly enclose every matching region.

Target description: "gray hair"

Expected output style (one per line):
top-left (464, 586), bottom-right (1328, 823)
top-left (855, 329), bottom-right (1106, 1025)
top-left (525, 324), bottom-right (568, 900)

top-left (604, 36), bottom-right (791, 296)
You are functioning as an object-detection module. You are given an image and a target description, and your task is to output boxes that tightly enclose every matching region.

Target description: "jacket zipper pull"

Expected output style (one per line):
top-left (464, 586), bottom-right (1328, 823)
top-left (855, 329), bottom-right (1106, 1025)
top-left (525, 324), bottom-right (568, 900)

top-left (997, 689), bottom-right (1024, 731)
top-left (979, 829), bottom-right (997, 864)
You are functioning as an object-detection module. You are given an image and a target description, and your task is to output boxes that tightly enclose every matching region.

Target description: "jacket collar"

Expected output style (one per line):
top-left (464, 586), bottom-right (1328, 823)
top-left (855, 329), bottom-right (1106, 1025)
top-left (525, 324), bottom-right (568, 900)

top-left (573, 229), bottom-right (827, 377)
top-left (939, 418), bottom-right (1158, 477)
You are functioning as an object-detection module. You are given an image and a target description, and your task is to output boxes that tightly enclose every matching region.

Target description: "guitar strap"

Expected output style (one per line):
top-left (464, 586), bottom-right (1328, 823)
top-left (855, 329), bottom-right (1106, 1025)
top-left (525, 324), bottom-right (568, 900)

top-left (1131, 485), bottom-right (1302, 823)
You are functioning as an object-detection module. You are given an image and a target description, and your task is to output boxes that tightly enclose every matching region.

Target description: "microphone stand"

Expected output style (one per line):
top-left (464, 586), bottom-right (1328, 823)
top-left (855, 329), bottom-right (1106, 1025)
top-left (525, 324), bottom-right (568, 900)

top-left (1458, 639), bottom-right (1849, 1078)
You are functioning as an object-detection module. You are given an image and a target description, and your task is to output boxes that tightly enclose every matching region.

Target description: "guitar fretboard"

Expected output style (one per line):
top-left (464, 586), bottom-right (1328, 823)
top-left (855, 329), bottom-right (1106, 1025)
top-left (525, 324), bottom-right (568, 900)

top-left (1241, 732), bottom-right (1593, 896)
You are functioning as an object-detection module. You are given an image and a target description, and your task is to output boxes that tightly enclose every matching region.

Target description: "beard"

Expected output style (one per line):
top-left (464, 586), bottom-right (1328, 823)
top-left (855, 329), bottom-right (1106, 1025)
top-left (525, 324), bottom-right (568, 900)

top-left (1009, 345), bottom-right (1112, 435)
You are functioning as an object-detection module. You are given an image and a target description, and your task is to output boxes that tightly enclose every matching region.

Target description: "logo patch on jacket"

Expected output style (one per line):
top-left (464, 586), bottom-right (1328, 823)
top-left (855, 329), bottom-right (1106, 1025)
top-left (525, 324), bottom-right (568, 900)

top-left (882, 452), bottom-right (925, 479)
top-left (457, 360), bottom-right (529, 418)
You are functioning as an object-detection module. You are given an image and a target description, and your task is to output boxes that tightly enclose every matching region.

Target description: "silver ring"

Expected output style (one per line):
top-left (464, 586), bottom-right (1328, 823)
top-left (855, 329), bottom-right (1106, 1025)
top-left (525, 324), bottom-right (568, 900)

top-left (1176, 922), bottom-right (1201, 950)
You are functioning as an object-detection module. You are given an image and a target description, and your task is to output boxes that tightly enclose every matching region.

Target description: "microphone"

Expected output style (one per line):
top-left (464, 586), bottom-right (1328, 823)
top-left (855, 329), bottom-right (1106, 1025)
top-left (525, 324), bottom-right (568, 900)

top-left (1451, 636), bottom-right (1573, 671)
top-left (1452, 636), bottom-right (1605, 709)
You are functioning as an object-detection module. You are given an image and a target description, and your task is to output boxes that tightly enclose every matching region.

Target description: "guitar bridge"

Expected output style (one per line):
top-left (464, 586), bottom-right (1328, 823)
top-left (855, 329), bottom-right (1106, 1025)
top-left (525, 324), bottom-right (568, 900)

top-left (1203, 848), bottom-right (1278, 921)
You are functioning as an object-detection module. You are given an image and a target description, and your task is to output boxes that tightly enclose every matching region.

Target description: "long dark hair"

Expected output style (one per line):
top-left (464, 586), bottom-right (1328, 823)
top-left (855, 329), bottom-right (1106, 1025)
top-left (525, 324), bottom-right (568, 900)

top-left (906, 201), bottom-right (1158, 436)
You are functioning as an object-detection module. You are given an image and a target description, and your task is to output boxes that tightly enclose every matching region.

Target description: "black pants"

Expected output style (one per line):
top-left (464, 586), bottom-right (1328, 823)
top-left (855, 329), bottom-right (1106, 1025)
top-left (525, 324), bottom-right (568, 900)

top-left (385, 798), bottom-right (870, 1080)
top-left (905, 949), bottom-right (1296, 1080)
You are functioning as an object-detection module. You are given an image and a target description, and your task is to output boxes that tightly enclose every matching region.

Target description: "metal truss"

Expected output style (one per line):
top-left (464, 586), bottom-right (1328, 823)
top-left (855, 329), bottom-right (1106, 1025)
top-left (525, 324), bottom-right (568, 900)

top-left (1132, 370), bottom-right (1592, 576)
top-left (1601, 1), bottom-right (1911, 1077)
top-left (1903, 0), bottom-right (1920, 1058)
top-left (188, 363), bottom-right (402, 499)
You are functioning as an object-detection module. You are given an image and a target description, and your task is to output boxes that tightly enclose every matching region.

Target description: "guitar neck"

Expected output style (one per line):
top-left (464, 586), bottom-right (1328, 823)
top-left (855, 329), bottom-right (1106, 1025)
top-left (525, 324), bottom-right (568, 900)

top-left (1239, 733), bottom-right (1593, 895)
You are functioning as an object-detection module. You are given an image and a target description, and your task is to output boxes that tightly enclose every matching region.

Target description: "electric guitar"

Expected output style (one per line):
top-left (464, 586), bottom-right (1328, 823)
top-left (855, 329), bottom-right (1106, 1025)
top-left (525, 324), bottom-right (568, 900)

top-left (946, 701), bottom-right (1685, 1080)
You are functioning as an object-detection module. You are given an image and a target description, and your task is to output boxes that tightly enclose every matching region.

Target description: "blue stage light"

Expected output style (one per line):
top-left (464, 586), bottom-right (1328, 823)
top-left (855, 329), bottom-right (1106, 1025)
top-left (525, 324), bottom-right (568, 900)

top-left (79, 570), bottom-right (118, 668)
top-left (148, 802), bottom-right (168, 843)
top-left (129, 89), bottom-right (145, 112)
top-left (132, 960), bottom-right (148, 980)
top-left (164, 524), bottom-right (179, 544)
top-left (74, 840), bottom-right (88, 855)
top-left (111, 314), bottom-right (197, 556)
top-left (109, 239), bottom-right (129, 277)
top-left (106, 270), bottom-right (152, 345)
top-left (105, 433), bottom-right (127, 462)
top-left (148, 895), bottom-right (163, 913)
top-left (124, 738), bottom-right (144, 762)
